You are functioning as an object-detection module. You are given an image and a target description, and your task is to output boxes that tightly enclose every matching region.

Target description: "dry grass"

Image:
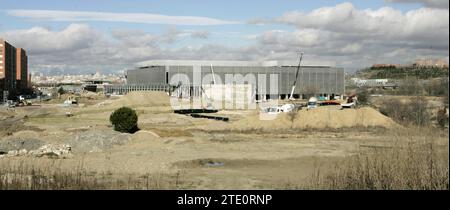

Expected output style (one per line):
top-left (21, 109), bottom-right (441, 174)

top-left (0, 159), bottom-right (183, 190)
top-left (300, 127), bottom-right (449, 190)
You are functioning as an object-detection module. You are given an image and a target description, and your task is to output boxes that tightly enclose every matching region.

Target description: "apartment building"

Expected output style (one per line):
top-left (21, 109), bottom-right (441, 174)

top-left (0, 38), bottom-right (29, 101)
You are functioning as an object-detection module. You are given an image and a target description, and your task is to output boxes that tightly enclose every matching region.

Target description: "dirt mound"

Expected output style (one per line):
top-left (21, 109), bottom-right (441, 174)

top-left (131, 130), bottom-right (161, 143)
top-left (222, 106), bottom-right (398, 131)
top-left (10, 130), bottom-right (42, 139)
top-left (109, 91), bottom-right (171, 108)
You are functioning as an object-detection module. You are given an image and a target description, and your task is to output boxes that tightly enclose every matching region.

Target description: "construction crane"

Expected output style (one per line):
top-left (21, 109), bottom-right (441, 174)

top-left (289, 50), bottom-right (304, 100)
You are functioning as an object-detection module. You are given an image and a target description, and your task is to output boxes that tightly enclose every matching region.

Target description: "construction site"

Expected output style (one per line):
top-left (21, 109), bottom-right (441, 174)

top-left (0, 57), bottom-right (448, 190)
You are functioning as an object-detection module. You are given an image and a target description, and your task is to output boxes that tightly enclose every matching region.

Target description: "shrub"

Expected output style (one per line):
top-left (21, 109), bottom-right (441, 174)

top-left (379, 99), bottom-right (406, 123)
top-left (398, 78), bottom-right (423, 96)
top-left (356, 88), bottom-right (369, 105)
top-left (409, 96), bottom-right (430, 127)
top-left (379, 96), bottom-right (431, 126)
top-left (437, 107), bottom-right (448, 129)
top-left (110, 107), bottom-right (139, 133)
top-left (57, 87), bottom-right (66, 95)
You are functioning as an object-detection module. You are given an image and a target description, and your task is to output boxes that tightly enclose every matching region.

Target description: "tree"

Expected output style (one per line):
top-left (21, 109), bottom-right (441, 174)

top-left (408, 96), bottom-right (430, 127)
top-left (356, 88), bottom-right (369, 105)
top-left (398, 78), bottom-right (423, 96)
top-left (110, 107), bottom-right (139, 133)
top-left (58, 87), bottom-right (66, 95)
top-left (287, 107), bottom-right (299, 128)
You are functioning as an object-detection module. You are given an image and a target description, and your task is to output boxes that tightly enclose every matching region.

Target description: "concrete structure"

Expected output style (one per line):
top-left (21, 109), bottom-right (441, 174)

top-left (122, 60), bottom-right (345, 101)
top-left (0, 39), bottom-right (30, 101)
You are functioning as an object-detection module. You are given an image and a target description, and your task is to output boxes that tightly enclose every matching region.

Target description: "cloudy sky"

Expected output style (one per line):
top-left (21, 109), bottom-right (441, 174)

top-left (0, 0), bottom-right (448, 75)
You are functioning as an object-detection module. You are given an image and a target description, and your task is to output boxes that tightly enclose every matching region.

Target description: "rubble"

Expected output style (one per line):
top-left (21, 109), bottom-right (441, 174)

top-left (0, 138), bottom-right (45, 153)
top-left (64, 130), bottom-right (131, 153)
top-left (29, 144), bottom-right (72, 157)
top-left (0, 144), bottom-right (72, 158)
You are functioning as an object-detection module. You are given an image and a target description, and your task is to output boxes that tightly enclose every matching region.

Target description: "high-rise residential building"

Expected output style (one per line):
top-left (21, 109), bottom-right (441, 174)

top-left (0, 39), bottom-right (17, 100)
top-left (1, 38), bottom-right (29, 101)
top-left (16, 48), bottom-right (28, 90)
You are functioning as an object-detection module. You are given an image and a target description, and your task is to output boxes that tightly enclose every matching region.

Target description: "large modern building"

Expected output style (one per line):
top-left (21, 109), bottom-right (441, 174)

top-left (0, 39), bottom-right (29, 101)
top-left (118, 60), bottom-right (345, 101)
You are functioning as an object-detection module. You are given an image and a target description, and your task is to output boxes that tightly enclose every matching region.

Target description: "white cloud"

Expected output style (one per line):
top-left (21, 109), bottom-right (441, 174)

top-left (6, 9), bottom-right (241, 26)
top-left (276, 2), bottom-right (449, 43)
top-left (111, 29), bottom-right (159, 47)
top-left (386, 0), bottom-right (449, 9)
top-left (190, 30), bottom-right (210, 39)
top-left (1, 3), bottom-right (448, 74)
top-left (259, 2), bottom-right (449, 66)
top-left (0, 24), bottom-right (99, 54)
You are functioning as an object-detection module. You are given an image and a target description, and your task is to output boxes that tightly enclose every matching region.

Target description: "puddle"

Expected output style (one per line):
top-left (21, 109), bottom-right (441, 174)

top-left (202, 160), bottom-right (225, 167)
top-left (173, 158), bottom-right (227, 168)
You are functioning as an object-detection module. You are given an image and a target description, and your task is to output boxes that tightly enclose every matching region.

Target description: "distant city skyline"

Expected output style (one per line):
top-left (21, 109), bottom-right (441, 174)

top-left (0, 0), bottom-right (448, 74)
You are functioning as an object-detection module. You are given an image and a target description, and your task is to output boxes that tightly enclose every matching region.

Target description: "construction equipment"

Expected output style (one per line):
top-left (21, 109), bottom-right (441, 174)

top-left (261, 103), bottom-right (296, 114)
top-left (307, 97), bottom-right (318, 110)
top-left (63, 95), bottom-right (78, 106)
top-left (341, 94), bottom-right (357, 109)
top-left (289, 50), bottom-right (304, 100)
top-left (17, 95), bottom-right (32, 106)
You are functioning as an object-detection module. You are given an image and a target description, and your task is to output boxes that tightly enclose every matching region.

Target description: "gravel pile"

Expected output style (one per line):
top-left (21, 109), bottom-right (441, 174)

top-left (64, 130), bottom-right (132, 153)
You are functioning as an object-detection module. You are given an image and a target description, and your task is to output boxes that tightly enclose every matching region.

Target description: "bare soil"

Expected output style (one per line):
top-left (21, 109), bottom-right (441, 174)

top-left (0, 92), bottom-right (447, 189)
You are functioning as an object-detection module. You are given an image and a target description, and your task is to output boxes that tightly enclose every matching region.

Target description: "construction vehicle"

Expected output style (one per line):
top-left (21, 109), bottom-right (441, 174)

top-left (289, 50), bottom-right (304, 100)
top-left (341, 94), bottom-right (357, 109)
top-left (17, 95), bottom-right (32, 106)
top-left (63, 95), bottom-right (78, 106)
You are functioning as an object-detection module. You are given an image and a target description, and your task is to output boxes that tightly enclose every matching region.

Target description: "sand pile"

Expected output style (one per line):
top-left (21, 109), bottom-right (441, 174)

top-left (223, 107), bottom-right (398, 130)
top-left (109, 91), bottom-right (171, 107)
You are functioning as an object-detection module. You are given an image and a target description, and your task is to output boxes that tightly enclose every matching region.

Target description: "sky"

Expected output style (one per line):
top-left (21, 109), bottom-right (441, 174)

top-left (0, 0), bottom-right (448, 75)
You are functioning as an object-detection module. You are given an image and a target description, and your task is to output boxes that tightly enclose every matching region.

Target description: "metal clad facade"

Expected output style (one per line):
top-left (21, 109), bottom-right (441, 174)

top-left (126, 63), bottom-right (345, 98)
top-left (127, 66), bottom-right (165, 85)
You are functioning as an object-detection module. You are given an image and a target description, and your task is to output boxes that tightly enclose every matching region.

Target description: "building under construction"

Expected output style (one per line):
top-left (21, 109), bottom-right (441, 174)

top-left (107, 60), bottom-right (345, 100)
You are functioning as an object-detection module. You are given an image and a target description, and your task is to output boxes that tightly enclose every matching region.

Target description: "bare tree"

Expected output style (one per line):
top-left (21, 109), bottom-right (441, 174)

top-left (288, 107), bottom-right (299, 128)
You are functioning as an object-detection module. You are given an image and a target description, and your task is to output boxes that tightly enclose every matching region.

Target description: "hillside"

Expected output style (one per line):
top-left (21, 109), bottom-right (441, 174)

top-left (356, 66), bottom-right (448, 79)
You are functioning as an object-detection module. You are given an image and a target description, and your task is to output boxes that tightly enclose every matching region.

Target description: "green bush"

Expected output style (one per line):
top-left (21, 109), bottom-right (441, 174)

top-left (356, 88), bottom-right (369, 105)
top-left (58, 87), bottom-right (66, 95)
top-left (109, 107), bottom-right (139, 133)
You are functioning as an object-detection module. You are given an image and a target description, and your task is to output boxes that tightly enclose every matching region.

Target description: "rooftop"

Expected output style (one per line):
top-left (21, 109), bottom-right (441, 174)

top-left (136, 60), bottom-right (335, 68)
